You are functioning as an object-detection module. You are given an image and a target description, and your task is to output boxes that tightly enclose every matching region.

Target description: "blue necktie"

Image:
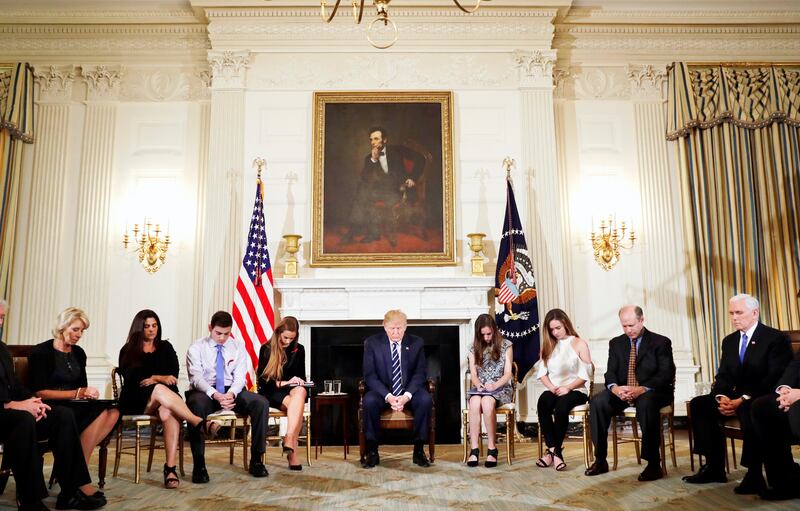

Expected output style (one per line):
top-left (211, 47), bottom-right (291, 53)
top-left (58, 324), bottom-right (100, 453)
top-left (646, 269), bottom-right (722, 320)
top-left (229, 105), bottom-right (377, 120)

top-left (391, 342), bottom-right (403, 396)
top-left (215, 344), bottom-right (226, 393)
top-left (739, 333), bottom-right (748, 363)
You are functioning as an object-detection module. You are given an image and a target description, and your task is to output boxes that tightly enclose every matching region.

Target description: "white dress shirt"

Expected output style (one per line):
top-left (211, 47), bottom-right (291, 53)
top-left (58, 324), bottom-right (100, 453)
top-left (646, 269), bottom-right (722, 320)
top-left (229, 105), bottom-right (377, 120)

top-left (187, 336), bottom-right (249, 398)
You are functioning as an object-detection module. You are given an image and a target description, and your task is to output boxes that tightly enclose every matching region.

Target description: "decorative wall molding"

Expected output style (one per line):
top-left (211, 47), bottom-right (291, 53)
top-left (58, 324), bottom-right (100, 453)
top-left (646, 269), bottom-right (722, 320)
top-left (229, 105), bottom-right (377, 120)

top-left (627, 64), bottom-right (668, 101)
top-left (121, 67), bottom-right (211, 101)
top-left (0, 8), bottom-right (201, 23)
top-left (81, 65), bottom-right (123, 101)
top-left (248, 53), bottom-right (517, 90)
top-left (513, 49), bottom-right (556, 89)
top-left (564, 8), bottom-right (800, 24)
top-left (205, 7), bottom-right (558, 20)
top-left (34, 65), bottom-right (77, 102)
top-left (208, 50), bottom-right (250, 90)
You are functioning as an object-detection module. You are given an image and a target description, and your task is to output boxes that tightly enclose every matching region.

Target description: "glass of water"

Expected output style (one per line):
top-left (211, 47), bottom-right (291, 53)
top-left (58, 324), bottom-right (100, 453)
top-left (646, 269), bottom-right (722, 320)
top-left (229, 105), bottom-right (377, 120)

top-left (333, 380), bottom-right (342, 394)
top-left (324, 380), bottom-right (334, 394)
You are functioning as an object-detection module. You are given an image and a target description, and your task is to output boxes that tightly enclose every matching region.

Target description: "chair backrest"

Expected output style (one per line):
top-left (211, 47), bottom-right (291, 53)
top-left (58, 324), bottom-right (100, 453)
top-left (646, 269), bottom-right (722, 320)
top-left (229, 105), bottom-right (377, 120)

top-left (111, 367), bottom-right (122, 400)
top-left (7, 344), bottom-right (34, 387)
top-left (786, 330), bottom-right (800, 353)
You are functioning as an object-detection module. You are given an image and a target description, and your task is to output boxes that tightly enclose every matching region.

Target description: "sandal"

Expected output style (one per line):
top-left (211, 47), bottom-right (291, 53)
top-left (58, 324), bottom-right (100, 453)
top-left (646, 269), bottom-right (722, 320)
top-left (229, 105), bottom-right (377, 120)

top-left (163, 464), bottom-right (180, 489)
top-left (553, 452), bottom-right (567, 471)
top-left (466, 448), bottom-right (480, 467)
top-left (536, 448), bottom-right (554, 468)
top-left (485, 448), bottom-right (498, 468)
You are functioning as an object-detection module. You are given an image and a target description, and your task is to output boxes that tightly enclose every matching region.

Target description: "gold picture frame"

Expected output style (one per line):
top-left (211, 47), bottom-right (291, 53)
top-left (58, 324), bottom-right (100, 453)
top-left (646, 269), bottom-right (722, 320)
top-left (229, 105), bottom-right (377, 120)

top-left (311, 91), bottom-right (455, 267)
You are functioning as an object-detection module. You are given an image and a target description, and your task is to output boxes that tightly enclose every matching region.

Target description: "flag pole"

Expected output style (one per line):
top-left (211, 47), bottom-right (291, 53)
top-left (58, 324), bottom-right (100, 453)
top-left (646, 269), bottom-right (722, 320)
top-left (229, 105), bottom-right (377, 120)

top-left (253, 157), bottom-right (266, 202)
top-left (503, 157), bottom-right (517, 285)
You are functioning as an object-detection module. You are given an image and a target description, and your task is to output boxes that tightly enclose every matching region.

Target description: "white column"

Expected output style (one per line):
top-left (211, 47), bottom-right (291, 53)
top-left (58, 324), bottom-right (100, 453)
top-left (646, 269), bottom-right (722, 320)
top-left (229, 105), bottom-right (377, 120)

top-left (191, 98), bottom-right (211, 339)
top-left (197, 51), bottom-right (249, 324)
top-left (628, 65), bottom-right (698, 414)
top-left (513, 50), bottom-right (568, 421)
top-left (12, 66), bottom-right (77, 344)
top-left (71, 65), bottom-right (122, 387)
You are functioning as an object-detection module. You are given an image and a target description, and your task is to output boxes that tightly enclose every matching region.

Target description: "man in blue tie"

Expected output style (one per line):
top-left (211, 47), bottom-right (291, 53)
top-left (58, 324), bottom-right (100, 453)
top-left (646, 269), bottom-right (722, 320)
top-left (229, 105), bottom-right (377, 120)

top-left (683, 294), bottom-right (792, 494)
top-left (361, 309), bottom-right (433, 468)
top-left (185, 311), bottom-right (270, 483)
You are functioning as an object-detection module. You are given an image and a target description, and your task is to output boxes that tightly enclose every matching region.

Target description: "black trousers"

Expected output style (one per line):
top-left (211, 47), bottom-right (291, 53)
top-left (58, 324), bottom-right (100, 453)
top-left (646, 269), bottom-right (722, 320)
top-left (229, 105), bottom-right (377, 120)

top-left (537, 390), bottom-right (588, 455)
top-left (185, 389), bottom-right (269, 467)
top-left (751, 394), bottom-right (800, 489)
top-left (688, 393), bottom-right (759, 471)
top-left (0, 405), bottom-right (91, 506)
top-left (589, 389), bottom-right (670, 464)
top-left (362, 390), bottom-right (432, 444)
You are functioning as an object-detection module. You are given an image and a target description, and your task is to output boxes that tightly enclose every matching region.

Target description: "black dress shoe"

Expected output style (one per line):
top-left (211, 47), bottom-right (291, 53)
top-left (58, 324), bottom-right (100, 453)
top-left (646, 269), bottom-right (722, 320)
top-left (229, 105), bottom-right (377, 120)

top-left (760, 486), bottom-right (800, 500)
top-left (192, 465), bottom-right (210, 484)
top-left (584, 460), bottom-right (609, 476)
top-left (734, 471), bottom-right (766, 495)
top-left (18, 501), bottom-right (50, 511)
top-left (682, 464), bottom-right (727, 484)
top-left (362, 450), bottom-right (380, 469)
top-left (55, 489), bottom-right (106, 510)
top-left (638, 463), bottom-right (664, 482)
top-left (248, 461), bottom-right (269, 478)
top-left (413, 449), bottom-right (431, 467)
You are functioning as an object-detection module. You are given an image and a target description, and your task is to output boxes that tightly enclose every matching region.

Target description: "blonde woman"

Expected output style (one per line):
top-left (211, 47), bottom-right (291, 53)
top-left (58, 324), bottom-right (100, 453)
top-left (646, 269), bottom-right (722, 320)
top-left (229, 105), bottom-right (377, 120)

top-left (28, 308), bottom-right (120, 469)
top-left (534, 308), bottom-right (593, 471)
top-left (256, 316), bottom-right (307, 471)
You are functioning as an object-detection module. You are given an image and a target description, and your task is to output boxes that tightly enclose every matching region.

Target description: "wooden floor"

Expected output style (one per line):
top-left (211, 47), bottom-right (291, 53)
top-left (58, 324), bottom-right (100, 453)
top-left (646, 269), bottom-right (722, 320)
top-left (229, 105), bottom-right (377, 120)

top-left (2, 431), bottom-right (800, 510)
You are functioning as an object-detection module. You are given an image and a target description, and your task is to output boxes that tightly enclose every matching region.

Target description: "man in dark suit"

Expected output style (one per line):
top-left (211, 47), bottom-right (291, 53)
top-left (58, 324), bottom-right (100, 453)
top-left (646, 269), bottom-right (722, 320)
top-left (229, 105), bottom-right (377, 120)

top-left (683, 294), bottom-right (792, 495)
top-left (345, 127), bottom-right (425, 246)
top-left (0, 300), bottom-right (106, 510)
top-left (361, 309), bottom-right (432, 468)
top-left (585, 305), bottom-right (675, 481)
top-left (750, 348), bottom-right (800, 500)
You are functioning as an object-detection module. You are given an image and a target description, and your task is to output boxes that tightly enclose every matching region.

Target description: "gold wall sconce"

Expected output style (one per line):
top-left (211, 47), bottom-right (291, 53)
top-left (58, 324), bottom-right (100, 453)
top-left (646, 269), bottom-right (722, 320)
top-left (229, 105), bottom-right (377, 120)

top-left (283, 234), bottom-right (302, 278)
top-left (590, 215), bottom-right (636, 271)
top-left (466, 232), bottom-right (486, 276)
top-left (123, 220), bottom-right (170, 273)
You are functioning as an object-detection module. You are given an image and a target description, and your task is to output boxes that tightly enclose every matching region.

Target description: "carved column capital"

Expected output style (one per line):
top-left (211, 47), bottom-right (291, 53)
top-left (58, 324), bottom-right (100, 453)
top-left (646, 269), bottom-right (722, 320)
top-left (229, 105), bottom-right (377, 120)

top-left (627, 64), bottom-right (667, 101)
top-left (81, 65), bottom-right (123, 101)
top-left (34, 65), bottom-right (77, 102)
top-left (513, 49), bottom-right (557, 89)
top-left (208, 50), bottom-right (251, 90)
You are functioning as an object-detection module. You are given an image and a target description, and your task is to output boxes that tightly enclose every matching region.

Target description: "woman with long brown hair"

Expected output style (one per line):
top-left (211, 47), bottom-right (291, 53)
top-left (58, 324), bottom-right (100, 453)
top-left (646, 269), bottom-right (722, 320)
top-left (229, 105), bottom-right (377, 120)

top-left (466, 313), bottom-right (513, 468)
top-left (534, 308), bottom-right (593, 472)
top-left (256, 316), bottom-right (307, 471)
top-left (118, 309), bottom-right (210, 488)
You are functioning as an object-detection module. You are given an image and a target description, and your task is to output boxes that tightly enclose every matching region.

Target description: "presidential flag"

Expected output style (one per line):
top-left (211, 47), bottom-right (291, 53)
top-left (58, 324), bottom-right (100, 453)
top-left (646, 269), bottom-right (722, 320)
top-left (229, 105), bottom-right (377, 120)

top-left (232, 178), bottom-right (275, 388)
top-left (494, 175), bottom-right (540, 381)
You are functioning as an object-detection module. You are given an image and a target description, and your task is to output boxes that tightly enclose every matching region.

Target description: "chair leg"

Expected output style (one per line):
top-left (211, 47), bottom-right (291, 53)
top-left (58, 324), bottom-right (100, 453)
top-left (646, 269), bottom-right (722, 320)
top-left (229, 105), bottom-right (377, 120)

top-left (506, 413), bottom-right (513, 466)
top-left (462, 412), bottom-right (469, 463)
top-left (98, 433), bottom-right (110, 489)
top-left (730, 438), bottom-right (737, 469)
top-left (113, 427), bottom-right (122, 477)
top-left (687, 414), bottom-right (695, 472)
top-left (134, 425), bottom-right (142, 484)
top-left (358, 410), bottom-right (366, 464)
top-left (179, 426), bottom-right (185, 477)
top-left (659, 419), bottom-right (667, 475)
top-left (631, 418), bottom-right (641, 465)
top-left (669, 414), bottom-right (677, 468)
top-left (611, 417), bottom-right (618, 471)
top-left (305, 415), bottom-right (311, 467)
top-left (429, 422), bottom-right (435, 464)
top-left (582, 415), bottom-right (591, 469)
top-left (537, 419), bottom-right (543, 460)
top-left (146, 424), bottom-right (157, 473)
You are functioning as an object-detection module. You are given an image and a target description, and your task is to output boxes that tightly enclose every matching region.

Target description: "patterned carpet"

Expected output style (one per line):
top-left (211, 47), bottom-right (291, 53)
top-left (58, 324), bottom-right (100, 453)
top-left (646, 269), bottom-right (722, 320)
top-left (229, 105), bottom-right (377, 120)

top-left (2, 433), bottom-right (800, 510)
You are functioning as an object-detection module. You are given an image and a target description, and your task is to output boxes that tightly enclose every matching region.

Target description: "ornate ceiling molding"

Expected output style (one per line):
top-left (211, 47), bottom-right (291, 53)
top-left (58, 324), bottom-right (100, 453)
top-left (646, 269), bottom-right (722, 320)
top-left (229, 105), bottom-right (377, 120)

top-left (209, 50), bottom-right (251, 90)
top-left (122, 67), bottom-right (211, 102)
top-left (0, 9), bottom-right (201, 24)
top-left (564, 8), bottom-right (800, 24)
top-left (552, 64), bottom-right (669, 102)
top-left (34, 65), bottom-right (77, 102)
top-left (627, 64), bottom-right (667, 102)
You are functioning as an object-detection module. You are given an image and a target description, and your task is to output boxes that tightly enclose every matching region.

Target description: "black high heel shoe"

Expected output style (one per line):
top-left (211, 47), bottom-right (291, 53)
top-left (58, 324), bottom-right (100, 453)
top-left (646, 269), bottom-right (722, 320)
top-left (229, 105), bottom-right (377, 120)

top-left (283, 445), bottom-right (302, 471)
top-left (466, 448), bottom-right (480, 467)
top-left (485, 448), bottom-right (499, 468)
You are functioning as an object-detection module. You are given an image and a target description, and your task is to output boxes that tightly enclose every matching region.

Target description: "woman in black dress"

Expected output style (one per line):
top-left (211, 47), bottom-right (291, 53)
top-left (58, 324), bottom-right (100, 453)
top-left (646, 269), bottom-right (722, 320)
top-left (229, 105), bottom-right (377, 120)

top-left (257, 316), bottom-right (306, 470)
top-left (28, 307), bottom-right (120, 467)
top-left (118, 309), bottom-right (208, 489)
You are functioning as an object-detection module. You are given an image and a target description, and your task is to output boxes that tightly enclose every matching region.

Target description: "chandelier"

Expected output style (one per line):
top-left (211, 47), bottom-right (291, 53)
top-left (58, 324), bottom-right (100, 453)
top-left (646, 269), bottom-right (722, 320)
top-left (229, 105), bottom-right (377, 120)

top-left (123, 220), bottom-right (171, 274)
top-left (590, 215), bottom-right (637, 271)
top-left (320, 0), bottom-right (482, 49)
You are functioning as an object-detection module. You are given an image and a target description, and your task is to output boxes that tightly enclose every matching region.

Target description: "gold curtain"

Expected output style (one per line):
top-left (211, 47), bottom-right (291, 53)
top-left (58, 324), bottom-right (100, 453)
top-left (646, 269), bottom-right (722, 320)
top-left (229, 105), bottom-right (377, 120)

top-left (0, 63), bottom-right (35, 302)
top-left (667, 62), bottom-right (800, 381)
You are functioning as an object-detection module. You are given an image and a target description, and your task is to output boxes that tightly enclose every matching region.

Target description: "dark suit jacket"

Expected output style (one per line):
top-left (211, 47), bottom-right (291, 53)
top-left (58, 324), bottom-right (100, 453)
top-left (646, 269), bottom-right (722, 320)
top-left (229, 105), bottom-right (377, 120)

top-left (0, 341), bottom-right (33, 405)
top-left (363, 332), bottom-right (427, 398)
top-left (604, 328), bottom-right (675, 396)
top-left (712, 323), bottom-right (792, 398)
top-left (777, 349), bottom-right (800, 389)
top-left (361, 144), bottom-right (425, 202)
top-left (28, 339), bottom-right (89, 392)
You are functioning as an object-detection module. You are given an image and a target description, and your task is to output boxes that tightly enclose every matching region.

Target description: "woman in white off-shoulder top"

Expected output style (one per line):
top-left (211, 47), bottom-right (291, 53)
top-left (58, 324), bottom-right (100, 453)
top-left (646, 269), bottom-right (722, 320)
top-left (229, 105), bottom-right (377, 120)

top-left (534, 308), bottom-right (593, 471)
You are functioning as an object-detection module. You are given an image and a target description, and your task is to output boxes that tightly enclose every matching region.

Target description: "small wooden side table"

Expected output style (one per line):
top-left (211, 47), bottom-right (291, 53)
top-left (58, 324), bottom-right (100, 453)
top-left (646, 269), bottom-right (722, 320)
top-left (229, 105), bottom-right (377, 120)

top-left (313, 393), bottom-right (350, 459)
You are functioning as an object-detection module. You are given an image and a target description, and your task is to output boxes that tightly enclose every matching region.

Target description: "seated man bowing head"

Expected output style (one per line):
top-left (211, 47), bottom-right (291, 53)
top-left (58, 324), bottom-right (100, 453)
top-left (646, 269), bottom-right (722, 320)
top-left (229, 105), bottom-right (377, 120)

top-left (185, 311), bottom-right (270, 483)
top-left (585, 305), bottom-right (675, 482)
top-left (362, 309), bottom-right (433, 468)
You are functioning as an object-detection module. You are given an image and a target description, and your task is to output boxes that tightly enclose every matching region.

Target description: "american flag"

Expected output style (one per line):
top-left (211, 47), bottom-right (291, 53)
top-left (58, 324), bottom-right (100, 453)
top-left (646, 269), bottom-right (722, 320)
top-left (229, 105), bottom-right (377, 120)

top-left (232, 180), bottom-right (275, 388)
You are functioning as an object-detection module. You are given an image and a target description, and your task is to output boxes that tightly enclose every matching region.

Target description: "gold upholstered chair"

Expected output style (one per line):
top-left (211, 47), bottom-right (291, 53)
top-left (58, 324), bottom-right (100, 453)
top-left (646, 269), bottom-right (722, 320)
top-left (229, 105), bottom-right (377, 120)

top-left (462, 363), bottom-right (518, 465)
top-left (267, 407), bottom-right (312, 466)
